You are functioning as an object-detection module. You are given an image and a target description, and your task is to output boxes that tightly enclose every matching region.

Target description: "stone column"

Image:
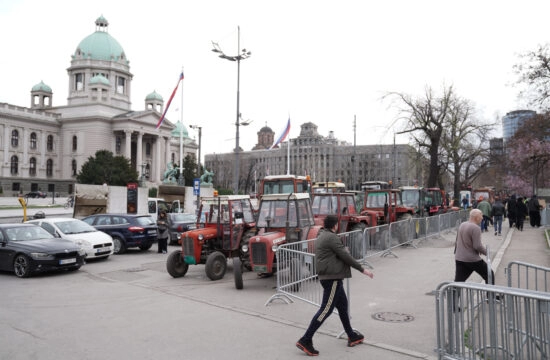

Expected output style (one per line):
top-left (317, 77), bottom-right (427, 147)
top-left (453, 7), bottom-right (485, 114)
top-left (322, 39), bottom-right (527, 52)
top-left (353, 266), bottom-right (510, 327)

top-left (136, 132), bottom-right (143, 175)
top-left (155, 135), bottom-right (162, 182)
top-left (164, 137), bottom-right (171, 168)
top-left (124, 130), bottom-right (132, 160)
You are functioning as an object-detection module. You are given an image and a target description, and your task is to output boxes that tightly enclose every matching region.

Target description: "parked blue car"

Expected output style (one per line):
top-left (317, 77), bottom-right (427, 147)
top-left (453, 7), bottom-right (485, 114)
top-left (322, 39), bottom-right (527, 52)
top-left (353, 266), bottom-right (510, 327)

top-left (81, 214), bottom-right (158, 254)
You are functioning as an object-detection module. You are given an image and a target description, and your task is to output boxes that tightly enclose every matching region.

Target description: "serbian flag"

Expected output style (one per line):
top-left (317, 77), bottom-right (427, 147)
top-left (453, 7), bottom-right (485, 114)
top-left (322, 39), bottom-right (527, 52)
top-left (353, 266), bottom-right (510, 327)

top-left (156, 71), bottom-right (184, 130)
top-left (269, 117), bottom-right (291, 149)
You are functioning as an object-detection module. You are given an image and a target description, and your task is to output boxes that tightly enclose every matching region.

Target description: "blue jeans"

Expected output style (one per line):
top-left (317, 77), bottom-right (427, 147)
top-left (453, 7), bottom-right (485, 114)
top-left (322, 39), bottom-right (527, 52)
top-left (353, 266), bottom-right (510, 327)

top-left (493, 215), bottom-right (502, 234)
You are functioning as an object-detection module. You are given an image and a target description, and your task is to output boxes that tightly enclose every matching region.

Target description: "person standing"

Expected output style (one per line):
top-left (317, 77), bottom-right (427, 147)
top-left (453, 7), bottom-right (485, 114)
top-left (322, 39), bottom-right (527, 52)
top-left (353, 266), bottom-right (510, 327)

top-left (515, 197), bottom-right (528, 231)
top-left (506, 195), bottom-right (517, 228)
top-left (157, 211), bottom-right (169, 254)
top-left (296, 215), bottom-right (374, 356)
top-left (476, 196), bottom-right (492, 232)
top-left (491, 196), bottom-right (505, 236)
top-left (461, 196), bottom-right (469, 210)
top-left (527, 195), bottom-right (542, 227)
top-left (454, 209), bottom-right (495, 284)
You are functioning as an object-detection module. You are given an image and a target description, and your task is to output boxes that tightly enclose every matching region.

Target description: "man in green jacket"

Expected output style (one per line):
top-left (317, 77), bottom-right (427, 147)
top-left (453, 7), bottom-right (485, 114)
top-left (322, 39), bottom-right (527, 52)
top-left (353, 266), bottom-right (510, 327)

top-left (476, 196), bottom-right (492, 232)
top-left (296, 215), bottom-right (374, 356)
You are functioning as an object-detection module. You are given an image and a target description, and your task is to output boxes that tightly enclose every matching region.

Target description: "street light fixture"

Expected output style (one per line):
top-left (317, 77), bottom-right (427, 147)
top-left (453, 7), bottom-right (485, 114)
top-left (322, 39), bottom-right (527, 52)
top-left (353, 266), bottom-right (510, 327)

top-left (212, 26), bottom-right (251, 194)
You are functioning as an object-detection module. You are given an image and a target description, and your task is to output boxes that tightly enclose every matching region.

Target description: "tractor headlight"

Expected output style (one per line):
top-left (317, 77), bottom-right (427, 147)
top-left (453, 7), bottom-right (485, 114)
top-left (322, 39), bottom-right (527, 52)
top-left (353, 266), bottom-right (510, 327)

top-left (198, 234), bottom-right (204, 241)
top-left (271, 244), bottom-right (278, 252)
top-left (241, 244), bottom-right (248, 253)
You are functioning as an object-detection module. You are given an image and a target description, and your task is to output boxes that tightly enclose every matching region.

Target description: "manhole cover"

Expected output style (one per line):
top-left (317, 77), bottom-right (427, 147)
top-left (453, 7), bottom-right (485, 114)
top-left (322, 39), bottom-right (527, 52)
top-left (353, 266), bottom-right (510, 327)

top-left (372, 312), bottom-right (414, 323)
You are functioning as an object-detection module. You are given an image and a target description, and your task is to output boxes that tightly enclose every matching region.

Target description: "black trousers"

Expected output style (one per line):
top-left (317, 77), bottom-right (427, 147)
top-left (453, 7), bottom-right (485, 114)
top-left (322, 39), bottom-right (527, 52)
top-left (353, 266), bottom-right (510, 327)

top-left (157, 237), bottom-right (168, 253)
top-left (302, 279), bottom-right (354, 341)
top-left (454, 260), bottom-right (495, 284)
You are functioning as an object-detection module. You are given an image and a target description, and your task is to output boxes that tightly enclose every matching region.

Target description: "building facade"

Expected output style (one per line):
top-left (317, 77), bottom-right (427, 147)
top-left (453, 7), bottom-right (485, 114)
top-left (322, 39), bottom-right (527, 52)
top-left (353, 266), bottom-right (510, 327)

top-left (502, 110), bottom-right (536, 142)
top-left (0, 16), bottom-right (196, 196)
top-left (205, 122), bottom-right (420, 194)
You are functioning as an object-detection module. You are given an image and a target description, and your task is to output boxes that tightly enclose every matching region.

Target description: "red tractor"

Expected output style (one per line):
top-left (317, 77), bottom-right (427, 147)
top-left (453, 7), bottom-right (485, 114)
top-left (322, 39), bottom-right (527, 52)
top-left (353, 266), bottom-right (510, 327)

top-left (232, 193), bottom-right (321, 289)
top-left (166, 195), bottom-right (256, 281)
top-left (424, 188), bottom-right (448, 216)
top-left (311, 192), bottom-right (377, 232)
top-left (360, 189), bottom-right (415, 224)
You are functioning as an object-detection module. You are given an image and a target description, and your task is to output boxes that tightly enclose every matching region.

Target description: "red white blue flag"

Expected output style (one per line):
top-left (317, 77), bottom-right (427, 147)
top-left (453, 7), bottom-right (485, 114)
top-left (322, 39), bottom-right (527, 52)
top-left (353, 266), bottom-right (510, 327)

top-left (156, 71), bottom-right (184, 130)
top-left (270, 117), bottom-right (291, 149)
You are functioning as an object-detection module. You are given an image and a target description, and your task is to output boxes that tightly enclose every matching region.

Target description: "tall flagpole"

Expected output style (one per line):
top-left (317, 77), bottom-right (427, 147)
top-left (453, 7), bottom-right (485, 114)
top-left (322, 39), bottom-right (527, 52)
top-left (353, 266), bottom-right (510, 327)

top-left (287, 137), bottom-right (290, 175)
top-left (178, 67), bottom-right (184, 185)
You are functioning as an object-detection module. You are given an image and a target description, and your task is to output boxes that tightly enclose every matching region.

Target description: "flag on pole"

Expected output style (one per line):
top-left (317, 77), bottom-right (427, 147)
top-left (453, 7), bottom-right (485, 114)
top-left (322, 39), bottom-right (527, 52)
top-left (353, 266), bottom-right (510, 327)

top-left (269, 117), bottom-right (291, 149)
top-left (156, 71), bottom-right (184, 130)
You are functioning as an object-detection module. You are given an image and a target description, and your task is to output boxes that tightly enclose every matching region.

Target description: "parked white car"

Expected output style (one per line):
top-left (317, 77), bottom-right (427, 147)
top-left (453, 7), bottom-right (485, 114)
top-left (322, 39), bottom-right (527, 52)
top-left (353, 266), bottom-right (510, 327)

top-left (26, 217), bottom-right (114, 259)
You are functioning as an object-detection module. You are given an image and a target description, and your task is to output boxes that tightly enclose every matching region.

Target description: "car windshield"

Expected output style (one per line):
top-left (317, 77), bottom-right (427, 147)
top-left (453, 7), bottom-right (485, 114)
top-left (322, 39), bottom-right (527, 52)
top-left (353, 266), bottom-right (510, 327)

top-left (55, 220), bottom-right (97, 234)
top-left (135, 216), bottom-right (156, 226)
top-left (5, 226), bottom-right (55, 241)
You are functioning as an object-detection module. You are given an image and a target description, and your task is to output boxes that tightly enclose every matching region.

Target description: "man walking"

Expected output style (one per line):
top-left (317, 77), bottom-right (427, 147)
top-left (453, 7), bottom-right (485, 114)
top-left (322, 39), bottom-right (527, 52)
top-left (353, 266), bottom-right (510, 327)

top-left (454, 209), bottom-right (495, 284)
top-left (491, 196), bottom-right (505, 236)
top-left (296, 215), bottom-right (374, 356)
top-left (476, 196), bottom-right (492, 232)
top-left (527, 195), bottom-right (542, 227)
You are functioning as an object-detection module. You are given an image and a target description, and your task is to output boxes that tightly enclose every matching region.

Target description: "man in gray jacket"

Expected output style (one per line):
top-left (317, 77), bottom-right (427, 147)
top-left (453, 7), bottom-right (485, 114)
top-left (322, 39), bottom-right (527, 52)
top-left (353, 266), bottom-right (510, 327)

top-left (296, 215), bottom-right (374, 356)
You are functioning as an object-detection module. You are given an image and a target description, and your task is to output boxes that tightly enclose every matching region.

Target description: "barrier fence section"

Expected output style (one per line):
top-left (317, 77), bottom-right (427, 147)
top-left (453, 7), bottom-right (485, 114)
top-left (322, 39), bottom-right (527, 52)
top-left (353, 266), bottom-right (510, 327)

top-left (266, 230), bottom-right (364, 307)
top-left (506, 261), bottom-right (550, 293)
top-left (268, 210), bottom-right (470, 306)
top-left (435, 282), bottom-right (550, 360)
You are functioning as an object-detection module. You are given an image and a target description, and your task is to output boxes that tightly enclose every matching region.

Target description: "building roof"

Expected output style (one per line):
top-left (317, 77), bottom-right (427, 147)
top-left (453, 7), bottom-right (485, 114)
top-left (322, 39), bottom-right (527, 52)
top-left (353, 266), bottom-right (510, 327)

top-left (145, 91), bottom-right (163, 101)
top-left (31, 80), bottom-right (52, 93)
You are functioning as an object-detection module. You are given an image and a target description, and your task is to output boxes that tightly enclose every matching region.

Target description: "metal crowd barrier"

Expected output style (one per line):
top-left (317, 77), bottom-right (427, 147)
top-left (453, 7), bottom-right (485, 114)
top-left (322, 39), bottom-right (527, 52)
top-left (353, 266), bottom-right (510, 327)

top-left (435, 282), bottom-right (550, 360)
top-left (265, 230), bottom-right (364, 306)
top-left (506, 261), bottom-right (550, 293)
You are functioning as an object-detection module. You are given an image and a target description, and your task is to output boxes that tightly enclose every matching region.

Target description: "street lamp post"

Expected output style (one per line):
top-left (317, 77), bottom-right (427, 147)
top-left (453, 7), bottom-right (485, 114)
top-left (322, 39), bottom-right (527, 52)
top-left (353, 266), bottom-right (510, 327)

top-left (212, 26), bottom-right (251, 194)
top-left (189, 125), bottom-right (202, 207)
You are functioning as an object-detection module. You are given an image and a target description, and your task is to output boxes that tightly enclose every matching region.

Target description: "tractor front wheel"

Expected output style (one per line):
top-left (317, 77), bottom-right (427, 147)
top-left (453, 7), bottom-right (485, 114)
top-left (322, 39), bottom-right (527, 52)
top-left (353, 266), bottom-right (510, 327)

top-left (205, 251), bottom-right (227, 281)
top-left (233, 257), bottom-right (243, 290)
top-left (166, 250), bottom-right (189, 278)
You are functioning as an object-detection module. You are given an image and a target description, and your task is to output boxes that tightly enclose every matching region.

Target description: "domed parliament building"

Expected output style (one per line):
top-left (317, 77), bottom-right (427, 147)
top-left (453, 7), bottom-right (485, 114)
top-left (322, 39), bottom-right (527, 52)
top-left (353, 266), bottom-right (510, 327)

top-left (0, 16), bottom-right (196, 196)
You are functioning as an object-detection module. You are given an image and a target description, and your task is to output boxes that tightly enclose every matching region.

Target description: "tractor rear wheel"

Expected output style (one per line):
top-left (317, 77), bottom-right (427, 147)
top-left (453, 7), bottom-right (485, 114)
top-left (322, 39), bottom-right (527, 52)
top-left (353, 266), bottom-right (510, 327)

top-left (233, 257), bottom-right (243, 290)
top-left (205, 251), bottom-right (227, 281)
top-left (166, 250), bottom-right (188, 278)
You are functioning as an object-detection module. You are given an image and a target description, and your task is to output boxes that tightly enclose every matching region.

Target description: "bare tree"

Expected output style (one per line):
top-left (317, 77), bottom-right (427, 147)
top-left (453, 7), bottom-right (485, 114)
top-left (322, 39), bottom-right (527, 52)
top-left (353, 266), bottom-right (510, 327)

top-left (385, 85), bottom-right (492, 194)
top-left (385, 85), bottom-right (454, 187)
top-left (513, 44), bottom-right (550, 109)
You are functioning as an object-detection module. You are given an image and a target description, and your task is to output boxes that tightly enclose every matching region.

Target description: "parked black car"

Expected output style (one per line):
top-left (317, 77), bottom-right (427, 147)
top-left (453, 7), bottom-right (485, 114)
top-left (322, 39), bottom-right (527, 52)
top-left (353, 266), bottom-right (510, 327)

top-left (81, 214), bottom-right (158, 254)
top-left (0, 223), bottom-right (86, 278)
top-left (166, 213), bottom-right (197, 245)
top-left (25, 191), bottom-right (47, 198)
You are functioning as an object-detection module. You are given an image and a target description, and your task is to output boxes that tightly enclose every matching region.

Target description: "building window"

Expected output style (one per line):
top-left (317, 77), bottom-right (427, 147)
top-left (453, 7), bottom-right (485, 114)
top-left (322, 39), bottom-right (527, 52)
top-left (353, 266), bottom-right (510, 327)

top-left (117, 76), bottom-right (126, 94)
top-left (29, 157), bottom-right (37, 176)
top-left (145, 164), bottom-right (150, 179)
top-left (75, 73), bottom-right (84, 91)
top-left (145, 142), bottom-right (151, 156)
top-left (116, 137), bottom-right (121, 153)
top-left (46, 159), bottom-right (53, 177)
top-left (72, 159), bottom-right (77, 176)
top-left (72, 135), bottom-right (78, 151)
top-left (12, 182), bottom-right (21, 192)
top-left (47, 135), bottom-right (54, 151)
top-left (10, 155), bottom-right (18, 175)
top-left (11, 130), bottom-right (19, 147)
top-left (30, 132), bottom-right (37, 149)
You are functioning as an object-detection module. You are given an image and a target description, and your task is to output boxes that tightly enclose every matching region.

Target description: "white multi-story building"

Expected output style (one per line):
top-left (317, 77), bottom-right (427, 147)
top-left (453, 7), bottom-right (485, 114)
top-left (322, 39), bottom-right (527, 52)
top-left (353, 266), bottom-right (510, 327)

top-left (0, 16), bottom-right (196, 196)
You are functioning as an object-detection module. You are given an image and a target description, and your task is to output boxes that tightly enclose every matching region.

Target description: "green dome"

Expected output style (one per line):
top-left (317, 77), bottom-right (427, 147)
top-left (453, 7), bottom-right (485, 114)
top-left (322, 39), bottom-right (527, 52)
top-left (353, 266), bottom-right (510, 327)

top-left (146, 90), bottom-right (163, 101)
top-left (74, 16), bottom-right (127, 62)
top-left (89, 74), bottom-right (110, 85)
top-left (171, 121), bottom-right (189, 137)
top-left (31, 80), bottom-right (52, 93)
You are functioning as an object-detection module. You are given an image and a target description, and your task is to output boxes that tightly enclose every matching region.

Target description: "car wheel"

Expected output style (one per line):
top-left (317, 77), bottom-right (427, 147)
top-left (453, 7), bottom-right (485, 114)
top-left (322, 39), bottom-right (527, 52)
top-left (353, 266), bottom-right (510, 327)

top-left (112, 236), bottom-right (126, 254)
top-left (139, 243), bottom-right (152, 251)
top-left (166, 250), bottom-right (188, 278)
top-left (205, 251), bottom-right (227, 281)
top-left (233, 257), bottom-right (243, 290)
top-left (13, 254), bottom-right (32, 278)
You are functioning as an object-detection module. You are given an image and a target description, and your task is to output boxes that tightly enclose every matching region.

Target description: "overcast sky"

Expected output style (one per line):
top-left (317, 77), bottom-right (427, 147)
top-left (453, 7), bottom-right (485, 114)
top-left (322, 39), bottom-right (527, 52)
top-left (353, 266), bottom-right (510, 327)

top-left (1, 0), bottom-right (548, 159)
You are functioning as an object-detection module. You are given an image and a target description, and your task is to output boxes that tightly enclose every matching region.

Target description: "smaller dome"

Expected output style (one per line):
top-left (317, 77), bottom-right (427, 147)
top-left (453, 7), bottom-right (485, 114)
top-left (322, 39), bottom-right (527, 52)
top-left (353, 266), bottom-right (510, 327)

top-left (31, 80), bottom-right (52, 93)
top-left (260, 125), bottom-right (273, 133)
top-left (146, 90), bottom-right (163, 101)
top-left (89, 74), bottom-right (110, 86)
top-left (171, 121), bottom-right (189, 138)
